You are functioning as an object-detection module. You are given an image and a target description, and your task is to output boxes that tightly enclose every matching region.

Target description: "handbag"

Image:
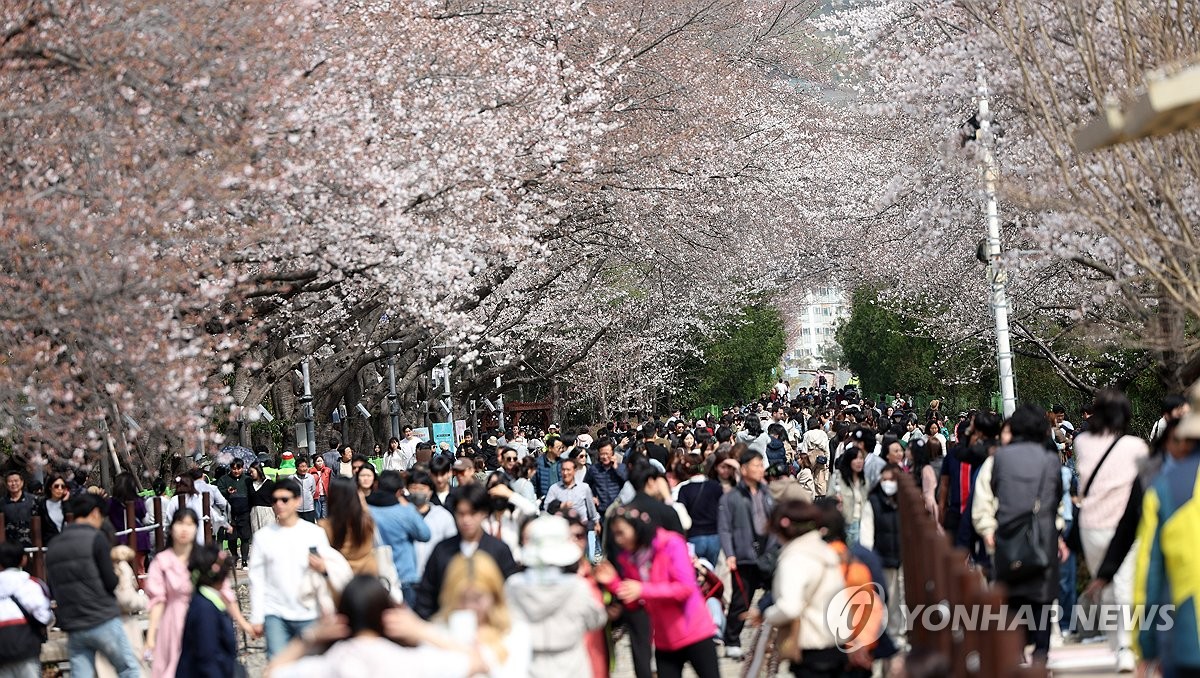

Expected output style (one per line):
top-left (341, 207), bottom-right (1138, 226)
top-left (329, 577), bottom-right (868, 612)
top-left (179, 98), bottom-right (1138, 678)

top-left (776, 559), bottom-right (830, 663)
top-left (994, 457), bottom-right (1051, 584)
top-left (373, 527), bottom-right (403, 604)
top-left (1065, 436), bottom-right (1121, 554)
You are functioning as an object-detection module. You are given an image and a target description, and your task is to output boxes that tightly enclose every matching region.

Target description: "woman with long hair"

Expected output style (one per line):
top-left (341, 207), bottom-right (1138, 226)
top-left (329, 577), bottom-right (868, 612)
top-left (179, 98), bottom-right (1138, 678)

top-left (594, 506), bottom-right (719, 678)
top-left (321, 477), bottom-right (378, 576)
top-left (268, 576), bottom-right (485, 677)
top-left (437, 552), bottom-right (531, 677)
top-left (709, 448), bottom-right (739, 494)
top-left (356, 464), bottom-right (378, 498)
top-left (833, 446), bottom-right (870, 546)
top-left (37, 473), bottom-right (70, 544)
top-left (108, 472), bottom-right (149, 559)
top-left (910, 438), bottom-right (941, 523)
top-left (675, 453), bottom-right (724, 567)
top-left (736, 417), bottom-right (769, 458)
top-left (1071, 390), bottom-right (1149, 671)
top-left (145, 510), bottom-right (254, 677)
top-left (680, 431), bottom-right (697, 455)
top-left (382, 437), bottom-right (404, 472)
top-left (248, 463), bottom-right (277, 534)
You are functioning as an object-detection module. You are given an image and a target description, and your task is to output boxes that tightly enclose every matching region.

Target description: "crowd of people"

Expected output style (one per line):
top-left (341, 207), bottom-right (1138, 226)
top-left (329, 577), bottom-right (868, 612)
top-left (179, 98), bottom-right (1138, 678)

top-left (3, 381), bottom-right (1200, 677)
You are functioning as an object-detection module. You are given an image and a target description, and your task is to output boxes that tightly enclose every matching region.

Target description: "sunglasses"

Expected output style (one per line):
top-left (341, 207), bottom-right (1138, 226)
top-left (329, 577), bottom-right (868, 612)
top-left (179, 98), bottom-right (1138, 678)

top-left (51, 483), bottom-right (66, 489)
top-left (270, 496), bottom-right (293, 505)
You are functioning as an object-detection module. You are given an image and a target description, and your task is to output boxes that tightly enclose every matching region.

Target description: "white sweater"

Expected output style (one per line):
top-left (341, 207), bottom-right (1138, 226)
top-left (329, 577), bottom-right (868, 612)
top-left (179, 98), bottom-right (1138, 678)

top-left (248, 519), bottom-right (334, 624)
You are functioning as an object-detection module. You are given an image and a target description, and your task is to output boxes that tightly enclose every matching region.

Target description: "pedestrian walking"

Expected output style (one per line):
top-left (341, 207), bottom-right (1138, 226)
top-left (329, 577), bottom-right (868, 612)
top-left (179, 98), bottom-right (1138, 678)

top-left (45, 493), bottom-right (142, 678)
top-left (176, 545), bottom-right (240, 678)
top-left (717, 449), bottom-right (774, 660)
top-left (596, 506), bottom-right (720, 678)
top-left (0, 541), bottom-right (53, 678)
top-left (248, 479), bottom-right (352, 658)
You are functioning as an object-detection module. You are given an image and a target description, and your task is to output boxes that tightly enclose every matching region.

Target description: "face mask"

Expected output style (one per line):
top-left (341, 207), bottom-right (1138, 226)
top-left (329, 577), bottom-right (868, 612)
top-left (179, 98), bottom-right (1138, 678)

top-left (408, 491), bottom-right (430, 507)
top-left (880, 480), bottom-right (898, 496)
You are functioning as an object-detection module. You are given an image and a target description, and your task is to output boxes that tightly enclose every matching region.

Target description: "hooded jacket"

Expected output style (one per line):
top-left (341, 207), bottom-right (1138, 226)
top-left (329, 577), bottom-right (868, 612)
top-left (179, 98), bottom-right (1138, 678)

top-left (506, 569), bottom-right (607, 678)
top-left (610, 528), bottom-right (715, 651)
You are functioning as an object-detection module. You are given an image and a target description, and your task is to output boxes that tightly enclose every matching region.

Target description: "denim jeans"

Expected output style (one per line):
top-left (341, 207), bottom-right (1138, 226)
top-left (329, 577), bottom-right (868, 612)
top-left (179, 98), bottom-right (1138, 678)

top-left (688, 534), bottom-right (721, 567)
top-left (67, 617), bottom-right (141, 678)
top-left (264, 615), bottom-right (315, 658)
top-left (1058, 520), bottom-right (1077, 633)
top-left (705, 597), bottom-right (725, 639)
top-left (314, 497), bottom-right (328, 520)
top-left (401, 582), bottom-right (417, 608)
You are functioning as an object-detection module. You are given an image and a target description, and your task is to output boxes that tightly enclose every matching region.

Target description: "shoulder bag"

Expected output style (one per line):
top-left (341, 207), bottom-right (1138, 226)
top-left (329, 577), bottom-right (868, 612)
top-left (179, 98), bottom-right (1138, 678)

top-left (994, 455), bottom-right (1053, 584)
top-left (1065, 436), bottom-right (1121, 554)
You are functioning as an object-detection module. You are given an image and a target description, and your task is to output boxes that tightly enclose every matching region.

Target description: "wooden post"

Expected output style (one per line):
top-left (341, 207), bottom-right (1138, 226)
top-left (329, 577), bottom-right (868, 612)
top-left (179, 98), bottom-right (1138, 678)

top-left (30, 518), bottom-right (44, 582)
top-left (124, 501), bottom-right (137, 548)
top-left (153, 496), bottom-right (165, 554)
top-left (0, 513), bottom-right (5, 543)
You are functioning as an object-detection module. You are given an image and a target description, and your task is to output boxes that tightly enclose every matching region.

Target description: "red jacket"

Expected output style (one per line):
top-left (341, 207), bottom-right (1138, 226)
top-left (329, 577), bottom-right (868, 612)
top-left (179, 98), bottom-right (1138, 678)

top-left (309, 466), bottom-right (332, 499)
top-left (609, 528), bottom-right (713, 651)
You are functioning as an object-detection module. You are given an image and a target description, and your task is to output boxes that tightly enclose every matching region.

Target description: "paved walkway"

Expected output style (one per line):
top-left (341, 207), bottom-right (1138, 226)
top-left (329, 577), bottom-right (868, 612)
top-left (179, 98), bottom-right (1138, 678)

top-left (1048, 641), bottom-right (1123, 677)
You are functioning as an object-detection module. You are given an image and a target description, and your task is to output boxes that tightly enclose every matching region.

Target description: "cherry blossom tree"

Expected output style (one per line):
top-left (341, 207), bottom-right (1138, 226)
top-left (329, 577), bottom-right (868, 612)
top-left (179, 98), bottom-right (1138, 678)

top-left (817, 0), bottom-right (1200, 395)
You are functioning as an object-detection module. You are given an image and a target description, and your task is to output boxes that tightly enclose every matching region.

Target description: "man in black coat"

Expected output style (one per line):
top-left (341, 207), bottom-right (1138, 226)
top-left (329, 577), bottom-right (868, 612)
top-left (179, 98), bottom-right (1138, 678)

top-left (46, 493), bottom-right (142, 677)
top-left (413, 483), bottom-right (518, 620)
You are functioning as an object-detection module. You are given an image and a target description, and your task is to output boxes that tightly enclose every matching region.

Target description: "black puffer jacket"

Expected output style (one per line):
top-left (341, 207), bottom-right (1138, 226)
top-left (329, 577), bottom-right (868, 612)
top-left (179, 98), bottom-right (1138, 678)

top-left (45, 524), bottom-right (120, 631)
top-left (868, 487), bottom-right (902, 568)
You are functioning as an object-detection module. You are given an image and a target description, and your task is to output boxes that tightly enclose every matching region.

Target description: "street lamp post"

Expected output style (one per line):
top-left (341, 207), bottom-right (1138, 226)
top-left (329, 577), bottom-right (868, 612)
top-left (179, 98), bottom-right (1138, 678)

top-left (977, 68), bottom-right (1017, 418)
top-left (299, 358), bottom-right (317, 458)
top-left (495, 376), bottom-right (505, 435)
top-left (382, 340), bottom-right (402, 440)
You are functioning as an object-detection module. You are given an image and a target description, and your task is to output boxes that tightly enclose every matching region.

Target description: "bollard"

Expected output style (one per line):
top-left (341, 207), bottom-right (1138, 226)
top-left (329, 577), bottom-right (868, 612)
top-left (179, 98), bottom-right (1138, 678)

top-left (30, 518), bottom-right (45, 582)
top-left (124, 500), bottom-right (137, 548)
top-left (153, 496), bottom-right (165, 553)
top-left (202, 491), bottom-right (214, 545)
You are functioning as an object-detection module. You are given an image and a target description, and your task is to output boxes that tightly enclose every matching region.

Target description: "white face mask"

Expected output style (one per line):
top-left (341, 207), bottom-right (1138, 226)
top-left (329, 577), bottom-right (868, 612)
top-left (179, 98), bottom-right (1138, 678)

top-left (880, 480), bottom-right (898, 496)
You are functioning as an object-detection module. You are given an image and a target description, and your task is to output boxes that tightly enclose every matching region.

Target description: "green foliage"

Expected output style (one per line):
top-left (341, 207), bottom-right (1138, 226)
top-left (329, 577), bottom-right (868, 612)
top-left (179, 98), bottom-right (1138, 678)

top-left (679, 304), bottom-right (788, 407)
top-left (836, 288), bottom-right (944, 396)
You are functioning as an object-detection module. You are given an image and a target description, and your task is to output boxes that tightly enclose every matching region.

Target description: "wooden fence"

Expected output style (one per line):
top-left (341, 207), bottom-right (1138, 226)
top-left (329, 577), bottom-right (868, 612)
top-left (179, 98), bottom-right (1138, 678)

top-left (0, 491), bottom-right (215, 581)
top-left (898, 472), bottom-right (1047, 677)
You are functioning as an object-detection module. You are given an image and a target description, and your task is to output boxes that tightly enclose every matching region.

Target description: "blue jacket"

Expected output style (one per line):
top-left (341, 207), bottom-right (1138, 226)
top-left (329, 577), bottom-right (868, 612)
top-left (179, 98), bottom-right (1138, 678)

top-left (1135, 453), bottom-right (1200, 669)
top-left (368, 501), bottom-right (432, 585)
top-left (585, 463), bottom-right (626, 514)
top-left (534, 455), bottom-right (561, 498)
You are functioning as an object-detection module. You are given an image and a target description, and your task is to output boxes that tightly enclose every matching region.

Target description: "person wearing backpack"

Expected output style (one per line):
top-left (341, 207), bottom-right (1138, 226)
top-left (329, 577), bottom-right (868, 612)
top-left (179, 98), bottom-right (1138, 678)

top-left (0, 541), bottom-right (53, 678)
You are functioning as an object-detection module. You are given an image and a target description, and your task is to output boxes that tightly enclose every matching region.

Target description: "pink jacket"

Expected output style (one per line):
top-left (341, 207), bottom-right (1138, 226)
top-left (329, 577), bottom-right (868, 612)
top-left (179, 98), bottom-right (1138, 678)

top-left (611, 528), bottom-right (713, 651)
